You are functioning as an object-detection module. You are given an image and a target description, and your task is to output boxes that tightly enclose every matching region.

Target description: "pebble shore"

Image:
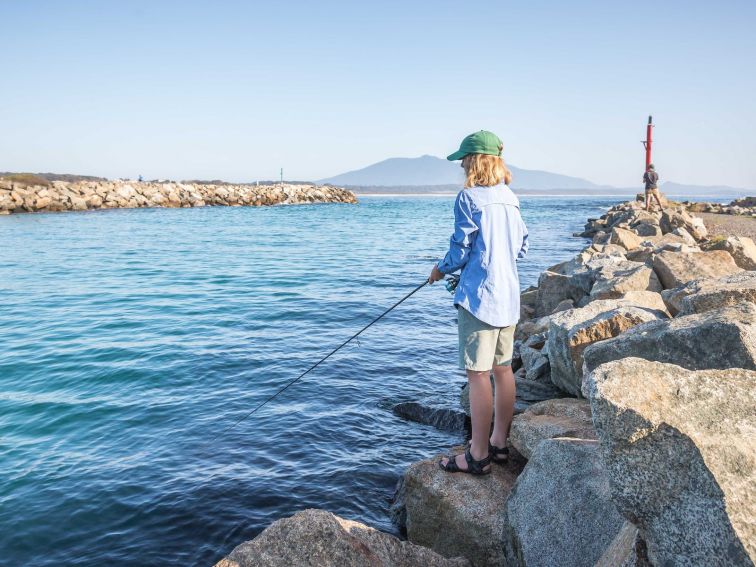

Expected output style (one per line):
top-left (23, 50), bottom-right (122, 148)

top-left (0, 179), bottom-right (356, 214)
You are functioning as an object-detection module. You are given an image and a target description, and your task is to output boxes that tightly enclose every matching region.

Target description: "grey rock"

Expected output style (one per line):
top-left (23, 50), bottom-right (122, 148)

top-left (534, 270), bottom-right (593, 317)
top-left (548, 300), bottom-right (664, 397)
top-left (503, 438), bottom-right (625, 567)
top-left (582, 303), bottom-right (756, 381)
top-left (520, 335), bottom-right (550, 382)
top-left (509, 398), bottom-right (596, 459)
top-left (589, 263), bottom-right (662, 300)
top-left (392, 401), bottom-right (467, 432)
top-left (514, 375), bottom-right (565, 405)
top-left (585, 358), bottom-right (756, 566)
top-left (550, 298), bottom-right (575, 314)
top-left (514, 315), bottom-right (550, 342)
top-left (671, 226), bottom-right (696, 245)
top-left (216, 509), bottom-right (470, 567)
top-left (661, 271), bottom-right (756, 315)
top-left (632, 222), bottom-right (662, 237)
top-left (398, 447), bottom-right (526, 566)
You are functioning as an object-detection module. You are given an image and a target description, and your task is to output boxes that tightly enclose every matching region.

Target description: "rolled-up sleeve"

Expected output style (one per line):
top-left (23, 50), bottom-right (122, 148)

top-left (437, 191), bottom-right (478, 274)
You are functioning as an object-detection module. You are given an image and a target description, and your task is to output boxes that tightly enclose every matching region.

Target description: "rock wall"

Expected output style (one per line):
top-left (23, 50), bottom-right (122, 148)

top-left (0, 178), bottom-right (356, 214)
top-left (683, 196), bottom-right (756, 217)
top-left (392, 196), bottom-right (756, 566)
top-left (215, 196), bottom-right (756, 567)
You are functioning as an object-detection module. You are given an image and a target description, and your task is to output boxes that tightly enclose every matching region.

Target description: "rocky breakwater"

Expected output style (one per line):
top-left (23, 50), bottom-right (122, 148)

top-left (391, 197), bottom-right (756, 566)
top-left (683, 196), bottom-right (756, 217)
top-left (213, 197), bottom-right (755, 566)
top-left (0, 178), bottom-right (356, 214)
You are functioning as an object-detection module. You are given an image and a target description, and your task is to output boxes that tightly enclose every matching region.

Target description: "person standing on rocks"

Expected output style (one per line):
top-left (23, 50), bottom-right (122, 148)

top-left (643, 163), bottom-right (663, 212)
top-left (429, 130), bottom-right (529, 475)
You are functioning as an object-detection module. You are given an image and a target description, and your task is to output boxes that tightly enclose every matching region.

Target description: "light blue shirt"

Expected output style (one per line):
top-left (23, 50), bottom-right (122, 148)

top-left (437, 184), bottom-right (529, 327)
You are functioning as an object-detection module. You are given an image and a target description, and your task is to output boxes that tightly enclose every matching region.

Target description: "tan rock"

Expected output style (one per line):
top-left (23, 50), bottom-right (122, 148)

top-left (510, 398), bottom-right (596, 459)
top-left (582, 303), bottom-right (756, 379)
top-left (35, 196), bottom-right (52, 209)
top-left (652, 249), bottom-right (742, 289)
top-left (397, 448), bottom-right (526, 566)
top-left (70, 196), bottom-right (88, 211)
top-left (614, 290), bottom-right (669, 314)
top-left (610, 227), bottom-right (643, 250)
top-left (707, 236), bottom-right (756, 270)
top-left (87, 194), bottom-right (103, 208)
top-left (217, 509), bottom-right (469, 567)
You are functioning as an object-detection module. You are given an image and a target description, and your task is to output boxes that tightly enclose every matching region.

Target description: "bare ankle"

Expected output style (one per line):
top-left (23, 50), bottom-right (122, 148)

top-left (469, 443), bottom-right (488, 461)
top-left (489, 434), bottom-right (507, 448)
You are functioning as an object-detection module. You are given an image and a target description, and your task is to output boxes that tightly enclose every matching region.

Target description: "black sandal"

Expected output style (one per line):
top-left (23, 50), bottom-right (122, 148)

top-left (438, 446), bottom-right (491, 475)
top-left (465, 440), bottom-right (510, 464)
top-left (489, 443), bottom-right (509, 464)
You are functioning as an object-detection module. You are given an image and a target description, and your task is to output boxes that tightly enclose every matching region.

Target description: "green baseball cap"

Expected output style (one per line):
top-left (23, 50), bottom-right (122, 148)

top-left (447, 130), bottom-right (503, 161)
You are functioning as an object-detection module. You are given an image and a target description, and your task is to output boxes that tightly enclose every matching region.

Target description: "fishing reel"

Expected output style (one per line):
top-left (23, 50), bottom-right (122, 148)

top-left (445, 274), bottom-right (460, 294)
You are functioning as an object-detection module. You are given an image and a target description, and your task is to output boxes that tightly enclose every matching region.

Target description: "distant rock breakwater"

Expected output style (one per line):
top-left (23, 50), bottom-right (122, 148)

top-left (0, 179), bottom-right (357, 214)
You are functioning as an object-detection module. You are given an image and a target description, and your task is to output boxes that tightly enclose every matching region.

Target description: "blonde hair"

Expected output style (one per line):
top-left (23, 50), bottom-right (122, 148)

top-left (462, 154), bottom-right (512, 188)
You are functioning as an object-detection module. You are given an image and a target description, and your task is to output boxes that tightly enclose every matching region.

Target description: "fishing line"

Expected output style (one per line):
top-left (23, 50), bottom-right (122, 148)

top-left (205, 279), bottom-right (429, 446)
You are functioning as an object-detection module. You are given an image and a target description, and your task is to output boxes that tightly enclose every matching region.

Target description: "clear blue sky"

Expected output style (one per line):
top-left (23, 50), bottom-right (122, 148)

top-left (2, 0), bottom-right (755, 188)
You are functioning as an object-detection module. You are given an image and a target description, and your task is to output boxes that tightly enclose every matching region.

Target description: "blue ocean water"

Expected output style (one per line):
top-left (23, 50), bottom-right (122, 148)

top-left (0, 195), bottom-right (620, 566)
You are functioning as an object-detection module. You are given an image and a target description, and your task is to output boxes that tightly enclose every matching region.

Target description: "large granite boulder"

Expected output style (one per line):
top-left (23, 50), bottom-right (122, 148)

top-left (503, 438), bottom-right (625, 567)
top-left (584, 358), bottom-right (756, 566)
top-left (652, 249), bottom-right (742, 289)
top-left (582, 303), bottom-right (756, 379)
top-left (589, 263), bottom-right (662, 300)
top-left (707, 235), bottom-right (756, 270)
top-left (509, 398), bottom-right (596, 459)
top-left (661, 271), bottom-right (756, 315)
top-left (631, 221), bottom-right (662, 237)
top-left (397, 448), bottom-right (526, 566)
top-left (614, 290), bottom-right (669, 314)
top-left (215, 509), bottom-right (469, 567)
top-left (548, 300), bottom-right (664, 397)
top-left (610, 227), bottom-right (644, 250)
top-left (659, 209), bottom-right (708, 240)
top-left (535, 270), bottom-right (593, 317)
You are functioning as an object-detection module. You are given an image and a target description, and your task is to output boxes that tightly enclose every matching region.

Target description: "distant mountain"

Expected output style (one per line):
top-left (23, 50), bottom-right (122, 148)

top-left (319, 155), bottom-right (605, 190)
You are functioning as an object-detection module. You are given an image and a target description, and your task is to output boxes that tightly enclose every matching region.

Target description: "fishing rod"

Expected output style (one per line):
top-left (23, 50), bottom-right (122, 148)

top-left (206, 279), bottom-right (432, 445)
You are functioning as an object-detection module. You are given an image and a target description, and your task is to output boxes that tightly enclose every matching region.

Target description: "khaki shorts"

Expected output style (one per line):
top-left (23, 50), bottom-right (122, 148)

top-left (457, 307), bottom-right (515, 371)
top-left (645, 188), bottom-right (661, 198)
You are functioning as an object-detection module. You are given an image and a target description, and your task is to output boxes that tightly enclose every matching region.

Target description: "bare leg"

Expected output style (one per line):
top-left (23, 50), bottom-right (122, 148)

top-left (440, 370), bottom-right (493, 470)
top-left (653, 191), bottom-right (664, 212)
top-left (490, 364), bottom-right (516, 448)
